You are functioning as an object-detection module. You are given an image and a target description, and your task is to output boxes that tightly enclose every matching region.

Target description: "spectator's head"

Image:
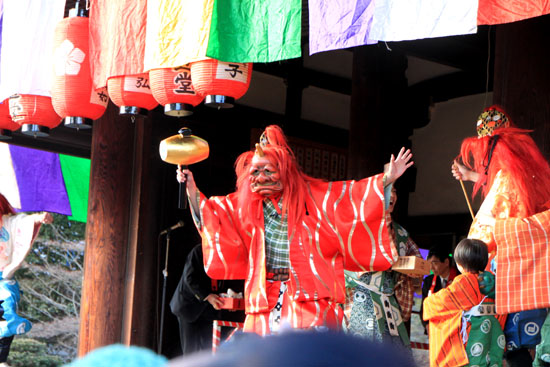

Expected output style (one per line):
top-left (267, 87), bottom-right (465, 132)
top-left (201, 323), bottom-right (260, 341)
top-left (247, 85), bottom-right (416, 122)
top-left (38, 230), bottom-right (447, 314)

top-left (63, 344), bottom-right (167, 367)
top-left (168, 330), bottom-right (415, 367)
top-left (454, 238), bottom-right (488, 274)
top-left (427, 246), bottom-right (452, 277)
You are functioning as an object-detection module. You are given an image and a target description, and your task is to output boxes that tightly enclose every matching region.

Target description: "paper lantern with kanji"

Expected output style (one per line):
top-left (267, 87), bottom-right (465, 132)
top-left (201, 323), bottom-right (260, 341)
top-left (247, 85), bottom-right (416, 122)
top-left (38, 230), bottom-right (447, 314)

top-left (190, 60), bottom-right (252, 109)
top-left (150, 65), bottom-right (204, 117)
top-left (107, 73), bottom-right (158, 116)
top-left (51, 7), bottom-right (108, 130)
top-left (8, 94), bottom-right (61, 137)
top-left (0, 99), bottom-right (19, 140)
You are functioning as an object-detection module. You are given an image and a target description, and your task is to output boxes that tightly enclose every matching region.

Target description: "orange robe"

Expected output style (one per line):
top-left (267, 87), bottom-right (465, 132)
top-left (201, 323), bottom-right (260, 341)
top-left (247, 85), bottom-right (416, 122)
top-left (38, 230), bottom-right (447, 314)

top-left (468, 169), bottom-right (550, 313)
top-left (468, 170), bottom-right (527, 261)
top-left (193, 174), bottom-right (398, 335)
top-left (493, 208), bottom-right (550, 313)
top-left (423, 273), bottom-right (505, 367)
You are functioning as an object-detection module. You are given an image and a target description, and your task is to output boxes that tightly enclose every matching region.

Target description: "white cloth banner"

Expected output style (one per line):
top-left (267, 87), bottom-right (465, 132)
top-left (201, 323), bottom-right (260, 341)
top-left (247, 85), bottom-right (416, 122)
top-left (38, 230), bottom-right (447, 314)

top-left (0, 0), bottom-right (65, 101)
top-left (369, 0), bottom-right (478, 42)
top-left (0, 143), bottom-right (21, 209)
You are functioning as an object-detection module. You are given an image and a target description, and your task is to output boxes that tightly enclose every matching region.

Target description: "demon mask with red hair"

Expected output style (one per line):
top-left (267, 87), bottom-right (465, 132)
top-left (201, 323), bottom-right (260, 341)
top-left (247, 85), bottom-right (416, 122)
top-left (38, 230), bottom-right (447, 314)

top-left (458, 105), bottom-right (550, 215)
top-left (234, 125), bottom-right (319, 228)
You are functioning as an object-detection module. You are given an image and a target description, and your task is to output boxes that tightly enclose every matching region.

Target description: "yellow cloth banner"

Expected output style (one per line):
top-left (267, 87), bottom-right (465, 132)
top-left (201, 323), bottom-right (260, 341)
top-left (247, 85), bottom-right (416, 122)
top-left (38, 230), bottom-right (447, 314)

top-left (144, 0), bottom-right (214, 71)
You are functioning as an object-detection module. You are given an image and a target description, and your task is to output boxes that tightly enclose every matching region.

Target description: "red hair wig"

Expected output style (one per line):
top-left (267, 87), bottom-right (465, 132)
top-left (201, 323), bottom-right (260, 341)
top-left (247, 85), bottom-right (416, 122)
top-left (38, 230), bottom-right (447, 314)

top-left (0, 193), bottom-right (15, 216)
top-left (234, 125), bottom-right (322, 228)
top-left (459, 126), bottom-right (550, 215)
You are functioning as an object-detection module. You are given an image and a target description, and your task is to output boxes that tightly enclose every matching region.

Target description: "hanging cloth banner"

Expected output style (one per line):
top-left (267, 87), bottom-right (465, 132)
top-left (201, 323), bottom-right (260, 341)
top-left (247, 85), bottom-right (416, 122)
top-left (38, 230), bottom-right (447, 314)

top-left (308, 0), bottom-right (377, 55)
top-left (0, 0), bottom-right (65, 101)
top-left (144, 0), bottom-right (214, 71)
top-left (368, 0), bottom-right (478, 42)
top-left (206, 0), bottom-right (302, 63)
top-left (478, 0), bottom-right (550, 25)
top-left (0, 0), bottom-right (3, 72)
top-left (89, 0), bottom-right (148, 89)
top-left (0, 143), bottom-right (90, 223)
top-left (58, 154), bottom-right (91, 223)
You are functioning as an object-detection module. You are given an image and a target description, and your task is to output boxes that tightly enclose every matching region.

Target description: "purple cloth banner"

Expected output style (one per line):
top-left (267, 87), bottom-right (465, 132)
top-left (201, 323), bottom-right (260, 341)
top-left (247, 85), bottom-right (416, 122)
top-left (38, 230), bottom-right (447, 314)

top-left (308, 0), bottom-right (377, 55)
top-left (9, 145), bottom-right (71, 215)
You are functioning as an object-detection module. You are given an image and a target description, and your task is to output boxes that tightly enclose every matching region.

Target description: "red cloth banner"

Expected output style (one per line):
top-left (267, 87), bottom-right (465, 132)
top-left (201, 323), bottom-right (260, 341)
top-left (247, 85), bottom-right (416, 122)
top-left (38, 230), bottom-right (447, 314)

top-left (478, 0), bottom-right (550, 25)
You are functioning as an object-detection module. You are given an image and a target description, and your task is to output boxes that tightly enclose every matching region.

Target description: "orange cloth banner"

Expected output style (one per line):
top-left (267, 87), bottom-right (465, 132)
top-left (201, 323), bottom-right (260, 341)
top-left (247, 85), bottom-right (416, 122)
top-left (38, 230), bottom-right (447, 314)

top-left (89, 0), bottom-right (148, 89)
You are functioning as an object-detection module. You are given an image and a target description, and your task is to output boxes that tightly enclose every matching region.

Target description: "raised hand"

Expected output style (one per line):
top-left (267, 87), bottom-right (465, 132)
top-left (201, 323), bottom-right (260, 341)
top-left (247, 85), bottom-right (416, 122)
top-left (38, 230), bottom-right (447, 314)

top-left (385, 147), bottom-right (414, 185)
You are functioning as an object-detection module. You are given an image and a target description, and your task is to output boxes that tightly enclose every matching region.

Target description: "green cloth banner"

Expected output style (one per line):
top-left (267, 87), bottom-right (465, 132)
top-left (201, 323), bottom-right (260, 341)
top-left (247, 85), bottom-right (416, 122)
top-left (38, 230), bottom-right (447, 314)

top-left (59, 154), bottom-right (90, 223)
top-left (206, 0), bottom-right (302, 62)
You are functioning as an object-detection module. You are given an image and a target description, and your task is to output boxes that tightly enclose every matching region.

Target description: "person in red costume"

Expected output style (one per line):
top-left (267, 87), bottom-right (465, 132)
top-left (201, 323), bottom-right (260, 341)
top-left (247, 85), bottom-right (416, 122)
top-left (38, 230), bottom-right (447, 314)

top-left (451, 105), bottom-right (550, 367)
top-left (177, 125), bottom-right (413, 336)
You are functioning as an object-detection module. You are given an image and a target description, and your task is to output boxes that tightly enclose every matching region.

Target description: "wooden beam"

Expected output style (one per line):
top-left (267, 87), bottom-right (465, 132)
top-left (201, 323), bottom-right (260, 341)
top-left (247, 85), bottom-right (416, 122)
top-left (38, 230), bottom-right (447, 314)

top-left (8, 126), bottom-right (91, 158)
top-left (409, 71), bottom-right (491, 104)
top-left (254, 63), bottom-right (352, 96)
top-left (389, 27), bottom-right (494, 74)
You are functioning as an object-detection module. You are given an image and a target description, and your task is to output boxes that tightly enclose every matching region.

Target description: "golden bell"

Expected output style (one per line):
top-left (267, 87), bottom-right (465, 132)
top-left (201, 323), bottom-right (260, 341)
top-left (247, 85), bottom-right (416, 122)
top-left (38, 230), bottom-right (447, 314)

top-left (159, 128), bottom-right (209, 165)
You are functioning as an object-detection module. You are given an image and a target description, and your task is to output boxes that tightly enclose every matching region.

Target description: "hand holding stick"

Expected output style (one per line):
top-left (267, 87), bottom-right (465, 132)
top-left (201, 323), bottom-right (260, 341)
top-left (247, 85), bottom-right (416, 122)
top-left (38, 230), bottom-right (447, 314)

top-left (452, 161), bottom-right (475, 220)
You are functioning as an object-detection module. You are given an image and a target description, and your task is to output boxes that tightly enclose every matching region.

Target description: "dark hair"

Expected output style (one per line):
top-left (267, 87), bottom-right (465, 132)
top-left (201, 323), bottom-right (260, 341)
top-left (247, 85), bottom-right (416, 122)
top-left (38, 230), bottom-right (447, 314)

top-left (453, 239), bottom-right (488, 273)
top-left (427, 246), bottom-right (452, 263)
top-left (169, 331), bottom-right (416, 367)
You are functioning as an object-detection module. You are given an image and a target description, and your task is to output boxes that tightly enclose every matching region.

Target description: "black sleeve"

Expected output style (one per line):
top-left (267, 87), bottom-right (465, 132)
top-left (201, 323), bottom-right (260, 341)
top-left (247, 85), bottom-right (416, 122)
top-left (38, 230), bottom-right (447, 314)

top-left (183, 245), bottom-right (213, 302)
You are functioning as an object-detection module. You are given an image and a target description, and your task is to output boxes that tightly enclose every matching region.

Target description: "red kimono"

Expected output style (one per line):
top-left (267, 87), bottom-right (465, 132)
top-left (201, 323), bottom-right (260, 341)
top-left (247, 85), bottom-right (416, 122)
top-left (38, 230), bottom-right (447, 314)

top-left (193, 174), bottom-right (398, 335)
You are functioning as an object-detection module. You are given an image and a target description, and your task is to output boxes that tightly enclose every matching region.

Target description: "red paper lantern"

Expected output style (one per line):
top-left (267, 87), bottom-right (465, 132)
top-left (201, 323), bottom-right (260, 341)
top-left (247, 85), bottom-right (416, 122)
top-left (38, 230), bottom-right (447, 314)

top-left (0, 99), bottom-right (20, 140)
top-left (51, 9), bottom-right (108, 130)
top-left (150, 65), bottom-right (204, 117)
top-left (8, 94), bottom-right (61, 137)
top-left (190, 59), bottom-right (252, 108)
top-left (107, 73), bottom-right (159, 116)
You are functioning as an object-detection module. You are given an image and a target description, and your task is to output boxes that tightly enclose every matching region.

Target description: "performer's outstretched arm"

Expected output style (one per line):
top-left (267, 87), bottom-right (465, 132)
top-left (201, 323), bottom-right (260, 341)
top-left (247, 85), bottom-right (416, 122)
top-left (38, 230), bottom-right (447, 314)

top-left (3, 212), bottom-right (53, 279)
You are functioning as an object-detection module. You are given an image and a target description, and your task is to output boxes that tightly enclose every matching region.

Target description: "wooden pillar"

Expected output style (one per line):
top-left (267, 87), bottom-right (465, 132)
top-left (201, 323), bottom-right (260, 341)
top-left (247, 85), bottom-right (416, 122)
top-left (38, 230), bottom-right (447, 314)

top-left (349, 45), bottom-right (411, 221)
top-left (348, 45), bottom-right (409, 179)
top-left (284, 58), bottom-right (304, 124)
top-left (493, 15), bottom-right (550, 158)
top-left (78, 103), bottom-right (161, 355)
top-left (121, 112), bottom-right (162, 348)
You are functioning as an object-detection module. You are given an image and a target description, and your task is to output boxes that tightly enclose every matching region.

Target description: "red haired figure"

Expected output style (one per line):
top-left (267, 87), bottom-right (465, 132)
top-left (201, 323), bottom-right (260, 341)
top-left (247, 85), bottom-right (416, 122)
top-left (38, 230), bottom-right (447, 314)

top-left (0, 193), bottom-right (53, 365)
top-left (452, 106), bottom-right (550, 367)
top-left (177, 125), bottom-right (413, 335)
